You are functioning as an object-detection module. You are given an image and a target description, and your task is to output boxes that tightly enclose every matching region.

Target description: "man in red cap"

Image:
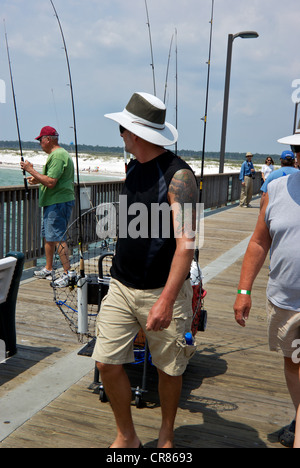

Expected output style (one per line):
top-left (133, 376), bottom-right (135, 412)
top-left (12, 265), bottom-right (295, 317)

top-left (21, 126), bottom-right (75, 287)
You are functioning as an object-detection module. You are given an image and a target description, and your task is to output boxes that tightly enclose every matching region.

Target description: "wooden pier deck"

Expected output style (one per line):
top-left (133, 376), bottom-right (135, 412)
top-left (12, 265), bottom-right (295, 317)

top-left (0, 198), bottom-right (294, 449)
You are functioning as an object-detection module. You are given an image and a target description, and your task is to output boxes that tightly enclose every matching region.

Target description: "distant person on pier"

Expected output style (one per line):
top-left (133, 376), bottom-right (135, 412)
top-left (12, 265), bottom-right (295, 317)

top-left (20, 126), bottom-right (75, 287)
top-left (92, 92), bottom-right (198, 449)
top-left (239, 152), bottom-right (255, 208)
top-left (261, 156), bottom-right (274, 182)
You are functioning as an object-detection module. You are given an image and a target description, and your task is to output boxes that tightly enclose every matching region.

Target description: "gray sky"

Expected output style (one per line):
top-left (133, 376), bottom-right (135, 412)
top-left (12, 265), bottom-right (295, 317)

top-left (0, 0), bottom-right (300, 155)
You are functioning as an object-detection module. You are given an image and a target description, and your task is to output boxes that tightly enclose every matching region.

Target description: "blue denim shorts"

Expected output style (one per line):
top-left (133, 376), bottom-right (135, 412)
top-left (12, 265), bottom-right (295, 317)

top-left (42, 201), bottom-right (75, 242)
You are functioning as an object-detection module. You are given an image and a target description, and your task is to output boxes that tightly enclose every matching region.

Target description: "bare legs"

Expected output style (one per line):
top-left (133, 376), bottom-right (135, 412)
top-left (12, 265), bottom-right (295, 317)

top-left (45, 240), bottom-right (70, 273)
top-left (97, 362), bottom-right (182, 448)
top-left (284, 357), bottom-right (300, 410)
top-left (157, 369), bottom-right (182, 448)
top-left (284, 357), bottom-right (300, 448)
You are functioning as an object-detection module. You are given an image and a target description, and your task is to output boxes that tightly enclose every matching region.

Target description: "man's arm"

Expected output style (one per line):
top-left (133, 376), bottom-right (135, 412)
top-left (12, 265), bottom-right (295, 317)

top-left (146, 169), bottom-right (198, 332)
top-left (20, 160), bottom-right (58, 189)
top-left (233, 194), bottom-right (272, 327)
top-left (239, 162), bottom-right (245, 184)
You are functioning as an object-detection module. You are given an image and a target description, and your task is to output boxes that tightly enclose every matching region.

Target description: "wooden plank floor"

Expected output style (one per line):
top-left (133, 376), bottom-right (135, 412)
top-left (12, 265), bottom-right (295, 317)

top-left (0, 198), bottom-right (294, 448)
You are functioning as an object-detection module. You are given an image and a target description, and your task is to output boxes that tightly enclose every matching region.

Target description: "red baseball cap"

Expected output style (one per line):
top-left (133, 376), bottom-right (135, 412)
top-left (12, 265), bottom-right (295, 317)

top-left (35, 126), bottom-right (59, 140)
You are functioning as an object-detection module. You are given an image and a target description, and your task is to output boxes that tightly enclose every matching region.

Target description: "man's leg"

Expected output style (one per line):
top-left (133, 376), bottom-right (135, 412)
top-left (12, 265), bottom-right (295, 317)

top-left (97, 362), bottom-right (141, 448)
top-left (277, 357), bottom-right (300, 447)
top-left (246, 179), bottom-right (253, 206)
top-left (157, 369), bottom-right (182, 448)
top-left (56, 241), bottom-right (70, 273)
top-left (44, 241), bottom-right (56, 271)
top-left (294, 406), bottom-right (300, 448)
top-left (239, 184), bottom-right (246, 206)
top-left (284, 357), bottom-right (300, 410)
top-left (45, 240), bottom-right (70, 273)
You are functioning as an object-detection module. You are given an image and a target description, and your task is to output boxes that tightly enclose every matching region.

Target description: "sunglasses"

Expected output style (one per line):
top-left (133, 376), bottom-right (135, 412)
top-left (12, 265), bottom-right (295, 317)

top-left (119, 125), bottom-right (126, 134)
top-left (291, 145), bottom-right (300, 153)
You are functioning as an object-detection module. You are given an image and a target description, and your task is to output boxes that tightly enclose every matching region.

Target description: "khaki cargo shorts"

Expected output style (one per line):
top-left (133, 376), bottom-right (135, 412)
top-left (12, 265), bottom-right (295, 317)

top-left (92, 278), bottom-right (195, 376)
top-left (267, 299), bottom-right (300, 358)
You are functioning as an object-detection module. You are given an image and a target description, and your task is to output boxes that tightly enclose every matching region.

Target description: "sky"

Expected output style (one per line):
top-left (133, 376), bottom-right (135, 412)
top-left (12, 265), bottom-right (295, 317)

top-left (0, 0), bottom-right (300, 156)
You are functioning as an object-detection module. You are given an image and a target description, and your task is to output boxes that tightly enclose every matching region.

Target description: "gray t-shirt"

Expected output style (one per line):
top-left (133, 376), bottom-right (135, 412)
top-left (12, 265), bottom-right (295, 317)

top-left (265, 171), bottom-right (300, 311)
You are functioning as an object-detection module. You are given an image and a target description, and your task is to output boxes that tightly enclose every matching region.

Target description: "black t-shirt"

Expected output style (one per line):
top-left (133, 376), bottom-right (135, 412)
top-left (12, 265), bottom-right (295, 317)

top-left (110, 151), bottom-right (194, 289)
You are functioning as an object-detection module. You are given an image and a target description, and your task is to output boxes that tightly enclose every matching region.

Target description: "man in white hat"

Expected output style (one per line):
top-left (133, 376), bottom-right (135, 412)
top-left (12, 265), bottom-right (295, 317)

top-left (92, 92), bottom-right (198, 448)
top-left (239, 152), bottom-right (255, 207)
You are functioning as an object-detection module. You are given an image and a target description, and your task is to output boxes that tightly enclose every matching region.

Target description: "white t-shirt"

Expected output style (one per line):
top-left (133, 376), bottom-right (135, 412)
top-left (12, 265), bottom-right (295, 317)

top-left (262, 164), bottom-right (274, 180)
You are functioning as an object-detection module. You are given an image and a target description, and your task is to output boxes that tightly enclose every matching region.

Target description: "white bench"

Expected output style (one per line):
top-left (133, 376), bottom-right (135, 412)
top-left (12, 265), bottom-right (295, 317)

top-left (0, 257), bottom-right (17, 305)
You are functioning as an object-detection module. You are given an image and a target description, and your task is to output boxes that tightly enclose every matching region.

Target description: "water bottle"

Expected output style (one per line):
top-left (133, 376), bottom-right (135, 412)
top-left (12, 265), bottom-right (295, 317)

top-left (185, 332), bottom-right (194, 345)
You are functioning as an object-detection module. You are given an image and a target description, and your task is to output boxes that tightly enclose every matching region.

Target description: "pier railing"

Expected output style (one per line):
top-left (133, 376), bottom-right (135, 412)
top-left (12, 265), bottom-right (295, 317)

top-left (0, 172), bottom-right (261, 264)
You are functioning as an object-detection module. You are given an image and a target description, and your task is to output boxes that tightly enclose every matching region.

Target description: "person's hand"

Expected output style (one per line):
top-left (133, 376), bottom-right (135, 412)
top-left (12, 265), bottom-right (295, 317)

top-left (20, 160), bottom-right (34, 173)
top-left (234, 294), bottom-right (251, 327)
top-left (146, 297), bottom-right (173, 332)
top-left (26, 176), bottom-right (39, 185)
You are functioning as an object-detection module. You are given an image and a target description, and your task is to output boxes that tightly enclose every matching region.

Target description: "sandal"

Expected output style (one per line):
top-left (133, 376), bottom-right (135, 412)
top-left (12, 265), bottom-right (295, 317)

top-left (278, 420), bottom-right (296, 448)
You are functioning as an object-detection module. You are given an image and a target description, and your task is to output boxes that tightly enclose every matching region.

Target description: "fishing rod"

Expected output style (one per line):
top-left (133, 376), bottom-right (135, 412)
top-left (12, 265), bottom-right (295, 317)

top-left (199, 0), bottom-right (214, 206)
top-left (163, 33), bottom-right (174, 104)
top-left (144, 0), bottom-right (156, 96)
top-left (49, 1), bottom-right (85, 278)
top-left (195, 0), bottom-right (215, 265)
top-left (3, 19), bottom-right (29, 197)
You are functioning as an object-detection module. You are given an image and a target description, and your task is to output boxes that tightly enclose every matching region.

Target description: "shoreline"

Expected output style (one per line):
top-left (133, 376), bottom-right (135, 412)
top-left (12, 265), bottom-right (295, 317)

top-left (0, 158), bottom-right (242, 177)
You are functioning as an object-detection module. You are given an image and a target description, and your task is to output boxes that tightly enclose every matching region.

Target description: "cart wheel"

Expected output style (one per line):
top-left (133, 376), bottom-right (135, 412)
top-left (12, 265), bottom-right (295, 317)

top-left (99, 386), bottom-right (108, 403)
top-left (198, 309), bottom-right (208, 332)
top-left (135, 393), bottom-right (143, 408)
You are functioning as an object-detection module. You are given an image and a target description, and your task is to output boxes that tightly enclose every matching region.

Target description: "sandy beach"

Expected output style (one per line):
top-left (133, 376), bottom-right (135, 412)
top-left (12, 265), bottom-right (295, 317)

top-left (0, 148), bottom-right (242, 177)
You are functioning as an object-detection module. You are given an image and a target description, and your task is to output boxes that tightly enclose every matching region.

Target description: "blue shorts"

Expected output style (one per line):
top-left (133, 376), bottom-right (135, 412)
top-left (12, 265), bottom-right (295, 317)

top-left (42, 201), bottom-right (75, 242)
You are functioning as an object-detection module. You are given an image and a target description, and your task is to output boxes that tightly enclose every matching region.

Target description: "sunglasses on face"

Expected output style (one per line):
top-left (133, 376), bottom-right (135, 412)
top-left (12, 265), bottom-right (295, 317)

top-left (291, 145), bottom-right (300, 153)
top-left (119, 125), bottom-right (126, 134)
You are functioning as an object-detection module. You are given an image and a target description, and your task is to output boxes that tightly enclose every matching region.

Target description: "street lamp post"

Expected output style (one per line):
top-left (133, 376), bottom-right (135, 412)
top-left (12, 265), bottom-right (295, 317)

top-left (219, 31), bottom-right (259, 173)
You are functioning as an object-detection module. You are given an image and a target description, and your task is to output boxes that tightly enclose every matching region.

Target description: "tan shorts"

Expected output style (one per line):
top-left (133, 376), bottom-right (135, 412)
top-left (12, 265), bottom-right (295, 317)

top-left (267, 299), bottom-right (300, 358)
top-left (92, 278), bottom-right (195, 376)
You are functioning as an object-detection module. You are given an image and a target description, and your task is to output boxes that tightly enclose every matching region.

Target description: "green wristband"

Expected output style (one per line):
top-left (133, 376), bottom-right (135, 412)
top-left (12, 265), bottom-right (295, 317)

top-left (238, 289), bottom-right (251, 295)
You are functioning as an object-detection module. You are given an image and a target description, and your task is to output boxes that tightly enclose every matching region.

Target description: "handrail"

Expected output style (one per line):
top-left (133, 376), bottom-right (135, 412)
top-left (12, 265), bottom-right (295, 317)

top-left (0, 172), bottom-right (262, 262)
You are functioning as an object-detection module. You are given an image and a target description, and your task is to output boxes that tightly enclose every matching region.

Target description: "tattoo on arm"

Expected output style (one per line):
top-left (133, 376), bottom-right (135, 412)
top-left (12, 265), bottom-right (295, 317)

top-left (168, 169), bottom-right (198, 239)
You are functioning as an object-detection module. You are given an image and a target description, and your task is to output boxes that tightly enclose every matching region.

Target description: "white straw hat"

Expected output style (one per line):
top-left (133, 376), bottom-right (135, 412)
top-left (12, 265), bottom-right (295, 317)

top-left (105, 92), bottom-right (178, 146)
top-left (278, 133), bottom-right (300, 145)
top-left (278, 121), bottom-right (300, 145)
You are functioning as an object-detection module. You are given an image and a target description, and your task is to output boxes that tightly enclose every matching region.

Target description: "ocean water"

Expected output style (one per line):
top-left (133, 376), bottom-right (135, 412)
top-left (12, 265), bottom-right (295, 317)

top-left (0, 166), bottom-right (122, 187)
top-left (0, 167), bottom-right (24, 187)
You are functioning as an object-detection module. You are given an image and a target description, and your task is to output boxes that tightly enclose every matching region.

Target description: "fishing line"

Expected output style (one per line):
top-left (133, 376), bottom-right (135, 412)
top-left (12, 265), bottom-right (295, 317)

top-left (49, 0), bottom-right (84, 278)
top-left (175, 28), bottom-right (178, 156)
top-left (51, 88), bottom-right (61, 136)
top-left (3, 19), bottom-right (29, 197)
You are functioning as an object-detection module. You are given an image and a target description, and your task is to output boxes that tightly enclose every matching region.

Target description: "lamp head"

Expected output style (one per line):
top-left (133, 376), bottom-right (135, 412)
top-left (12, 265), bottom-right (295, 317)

top-left (233, 31), bottom-right (259, 40)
